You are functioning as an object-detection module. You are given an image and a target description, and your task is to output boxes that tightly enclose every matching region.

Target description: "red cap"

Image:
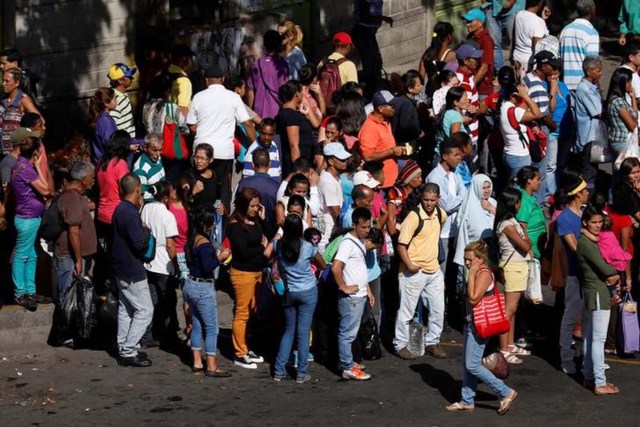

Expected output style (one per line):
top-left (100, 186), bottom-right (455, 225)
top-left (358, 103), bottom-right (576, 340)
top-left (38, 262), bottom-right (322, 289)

top-left (333, 32), bottom-right (353, 46)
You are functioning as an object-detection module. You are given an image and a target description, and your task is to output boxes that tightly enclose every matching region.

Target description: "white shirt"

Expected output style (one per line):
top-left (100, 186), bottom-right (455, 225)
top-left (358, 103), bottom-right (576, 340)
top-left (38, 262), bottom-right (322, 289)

top-left (513, 10), bottom-right (548, 63)
top-left (334, 234), bottom-right (368, 298)
top-left (318, 170), bottom-right (343, 249)
top-left (186, 84), bottom-right (251, 160)
top-left (141, 202), bottom-right (179, 275)
top-left (500, 101), bottom-right (530, 157)
top-left (621, 65), bottom-right (640, 105)
top-left (432, 85), bottom-right (450, 116)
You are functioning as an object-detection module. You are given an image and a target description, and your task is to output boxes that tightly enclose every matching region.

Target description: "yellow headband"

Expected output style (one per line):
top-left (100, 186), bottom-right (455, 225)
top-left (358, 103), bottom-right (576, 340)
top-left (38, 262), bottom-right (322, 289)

top-left (568, 180), bottom-right (587, 196)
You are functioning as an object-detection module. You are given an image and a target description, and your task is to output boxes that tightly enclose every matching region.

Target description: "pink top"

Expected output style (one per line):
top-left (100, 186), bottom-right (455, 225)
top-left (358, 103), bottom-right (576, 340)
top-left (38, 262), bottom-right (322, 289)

top-left (97, 159), bottom-right (129, 224)
top-left (169, 203), bottom-right (188, 254)
top-left (598, 230), bottom-right (632, 272)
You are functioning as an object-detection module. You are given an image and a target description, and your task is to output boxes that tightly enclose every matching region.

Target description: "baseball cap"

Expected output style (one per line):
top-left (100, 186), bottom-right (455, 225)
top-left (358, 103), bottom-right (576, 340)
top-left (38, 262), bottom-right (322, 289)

top-left (204, 63), bottom-right (224, 79)
top-left (353, 171), bottom-right (380, 189)
top-left (11, 127), bottom-right (40, 145)
top-left (462, 8), bottom-right (486, 23)
top-left (372, 90), bottom-right (395, 107)
top-left (333, 32), bottom-right (353, 46)
top-left (107, 63), bottom-right (137, 81)
top-left (456, 44), bottom-right (483, 61)
top-left (534, 50), bottom-right (560, 69)
top-left (323, 143), bottom-right (352, 160)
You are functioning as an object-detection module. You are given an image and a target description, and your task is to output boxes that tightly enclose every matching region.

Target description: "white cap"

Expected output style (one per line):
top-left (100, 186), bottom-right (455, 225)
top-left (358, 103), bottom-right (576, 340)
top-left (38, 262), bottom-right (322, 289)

top-left (323, 142), bottom-right (352, 160)
top-left (352, 171), bottom-right (380, 188)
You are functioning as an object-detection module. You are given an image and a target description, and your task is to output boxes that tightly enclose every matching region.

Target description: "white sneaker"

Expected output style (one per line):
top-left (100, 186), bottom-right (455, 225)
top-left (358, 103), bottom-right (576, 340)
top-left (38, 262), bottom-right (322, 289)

top-left (604, 363), bottom-right (610, 370)
top-left (247, 351), bottom-right (264, 363)
top-left (234, 355), bottom-right (257, 370)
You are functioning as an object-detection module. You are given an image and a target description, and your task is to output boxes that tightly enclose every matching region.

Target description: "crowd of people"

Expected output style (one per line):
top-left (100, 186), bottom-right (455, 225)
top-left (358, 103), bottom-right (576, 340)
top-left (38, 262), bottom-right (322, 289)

top-left (1, 0), bottom-right (640, 416)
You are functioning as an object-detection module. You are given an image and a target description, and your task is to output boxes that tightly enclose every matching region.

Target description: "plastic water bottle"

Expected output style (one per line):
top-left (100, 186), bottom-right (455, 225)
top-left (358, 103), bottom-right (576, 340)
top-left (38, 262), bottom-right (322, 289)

top-left (408, 317), bottom-right (425, 357)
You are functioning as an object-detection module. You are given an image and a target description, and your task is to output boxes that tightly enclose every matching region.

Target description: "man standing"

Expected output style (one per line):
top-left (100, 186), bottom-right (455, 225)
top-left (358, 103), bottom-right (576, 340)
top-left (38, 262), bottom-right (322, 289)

top-left (483, 0), bottom-right (525, 70)
top-left (620, 40), bottom-right (640, 105)
top-left (359, 90), bottom-right (405, 189)
top-left (512, 0), bottom-right (548, 81)
top-left (107, 63), bottom-right (137, 138)
top-left (0, 128), bottom-right (39, 188)
top-left (427, 138), bottom-right (467, 317)
top-left (463, 8), bottom-right (495, 100)
top-left (559, 0), bottom-right (599, 91)
top-left (318, 143), bottom-right (352, 251)
top-left (455, 44), bottom-right (483, 148)
top-left (352, 0), bottom-right (393, 97)
top-left (618, 0), bottom-right (640, 46)
top-left (53, 161), bottom-right (97, 298)
top-left (394, 183), bottom-right (447, 360)
top-left (574, 56), bottom-right (603, 185)
top-left (243, 118), bottom-right (281, 180)
top-left (317, 32), bottom-right (359, 107)
top-left (111, 173), bottom-right (154, 367)
top-left (247, 30), bottom-right (290, 119)
top-left (332, 207), bottom-right (375, 381)
top-left (187, 64), bottom-right (256, 213)
top-left (132, 133), bottom-right (165, 203)
top-left (237, 149), bottom-right (280, 225)
top-left (523, 50), bottom-right (560, 202)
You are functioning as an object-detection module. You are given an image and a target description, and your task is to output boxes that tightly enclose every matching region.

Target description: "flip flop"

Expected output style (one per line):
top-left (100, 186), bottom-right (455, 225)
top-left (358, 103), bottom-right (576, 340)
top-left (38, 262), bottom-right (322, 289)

top-left (500, 350), bottom-right (523, 364)
top-left (205, 369), bottom-right (232, 378)
top-left (508, 345), bottom-right (531, 356)
top-left (445, 402), bottom-right (475, 412)
top-left (497, 390), bottom-right (518, 415)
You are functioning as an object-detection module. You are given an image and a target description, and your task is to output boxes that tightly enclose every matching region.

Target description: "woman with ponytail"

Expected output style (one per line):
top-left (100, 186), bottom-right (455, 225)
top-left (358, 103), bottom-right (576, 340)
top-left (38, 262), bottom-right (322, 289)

top-left (89, 87), bottom-right (117, 164)
top-left (418, 22), bottom-right (456, 96)
top-left (140, 181), bottom-right (180, 347)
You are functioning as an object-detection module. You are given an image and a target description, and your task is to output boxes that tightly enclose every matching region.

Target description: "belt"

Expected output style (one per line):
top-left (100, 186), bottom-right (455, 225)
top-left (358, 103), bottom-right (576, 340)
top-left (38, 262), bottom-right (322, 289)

top-left (187, 275), bottom-right (215, 283)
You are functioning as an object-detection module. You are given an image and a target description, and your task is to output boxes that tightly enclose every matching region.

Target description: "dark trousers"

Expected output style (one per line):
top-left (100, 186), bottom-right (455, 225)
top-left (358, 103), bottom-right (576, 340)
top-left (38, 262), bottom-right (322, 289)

top-left (213, 158), bottom-right (234, 214)
top-left (352, 24), bottom-right (382, 98)
top-left (142, 271), bottom-right (178, 344)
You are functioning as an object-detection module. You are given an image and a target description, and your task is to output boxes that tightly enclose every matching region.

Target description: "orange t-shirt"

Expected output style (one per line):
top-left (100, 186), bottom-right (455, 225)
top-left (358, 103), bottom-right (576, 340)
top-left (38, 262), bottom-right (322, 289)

top-left (358, 114), bottom-right (397, 188)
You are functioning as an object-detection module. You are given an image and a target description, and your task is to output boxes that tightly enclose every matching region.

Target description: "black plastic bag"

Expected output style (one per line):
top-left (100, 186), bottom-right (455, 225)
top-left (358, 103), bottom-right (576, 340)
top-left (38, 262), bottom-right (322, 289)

top-left (98, 288), bottom-right (119, 329)
top-left (48, 279), bottom-right (79, 346)
top-left (75, 276), bottom-right (98, 340)
top-left (357, 309), bottom-right (382, 360)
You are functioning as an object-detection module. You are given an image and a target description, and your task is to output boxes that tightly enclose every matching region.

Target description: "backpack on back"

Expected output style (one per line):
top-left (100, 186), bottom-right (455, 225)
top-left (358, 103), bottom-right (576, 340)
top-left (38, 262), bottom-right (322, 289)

top-left (39, 197), bottom-right (64, 242)
top-left (318, 57), bottom-right (347, 109)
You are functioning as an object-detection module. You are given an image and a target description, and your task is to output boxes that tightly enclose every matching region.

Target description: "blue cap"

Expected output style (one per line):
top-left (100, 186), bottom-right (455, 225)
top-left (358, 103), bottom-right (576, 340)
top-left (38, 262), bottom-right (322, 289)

top-left (456, 44), bottom-right (483, 61)
top-left (462, 8), bottom-right (486, 23)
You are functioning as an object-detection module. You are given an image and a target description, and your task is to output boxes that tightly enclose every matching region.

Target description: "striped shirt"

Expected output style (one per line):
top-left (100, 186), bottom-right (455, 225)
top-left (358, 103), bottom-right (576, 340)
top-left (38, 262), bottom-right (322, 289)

top-left (242, 139), bottom-right (281, 181)
top-left (133, 153), bottom-right (166, 202)
top-left (559, 19), bottom-right (600, 91)
top-left (110, 90), bottom-right (136, 137)
top-left (524, 71), bottom-right (550, 114)
top-left (456, 68), bottom-right (479, 145)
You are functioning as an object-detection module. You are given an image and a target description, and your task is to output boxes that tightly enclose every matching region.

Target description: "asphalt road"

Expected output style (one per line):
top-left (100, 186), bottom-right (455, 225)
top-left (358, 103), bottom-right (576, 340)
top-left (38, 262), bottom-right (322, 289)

top-left (1, 289), bottom-right (638, 427)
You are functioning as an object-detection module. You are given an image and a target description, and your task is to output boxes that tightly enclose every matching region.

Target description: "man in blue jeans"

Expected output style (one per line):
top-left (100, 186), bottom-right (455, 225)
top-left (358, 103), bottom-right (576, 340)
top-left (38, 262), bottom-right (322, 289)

top-left (332, 207), bottom-right (374, 381)
top-left (52, 161), bottom-right (97, 299)
top-left (483, 0), bottom-right (525, 70)
top-left (111, 173), bottom-right (154, 367)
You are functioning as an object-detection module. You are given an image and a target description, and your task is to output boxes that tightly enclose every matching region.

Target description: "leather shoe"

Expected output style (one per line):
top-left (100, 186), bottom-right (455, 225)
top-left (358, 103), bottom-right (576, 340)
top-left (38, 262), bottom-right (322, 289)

top-left (425, 344), bottom-right (447, 359)
top-left (117, 354), bottom-right (152, 367)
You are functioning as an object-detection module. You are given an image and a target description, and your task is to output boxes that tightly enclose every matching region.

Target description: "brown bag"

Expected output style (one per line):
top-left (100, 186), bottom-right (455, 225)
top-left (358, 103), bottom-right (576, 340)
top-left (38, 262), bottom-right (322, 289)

top-left (548, 233), bottom-right (568, 291)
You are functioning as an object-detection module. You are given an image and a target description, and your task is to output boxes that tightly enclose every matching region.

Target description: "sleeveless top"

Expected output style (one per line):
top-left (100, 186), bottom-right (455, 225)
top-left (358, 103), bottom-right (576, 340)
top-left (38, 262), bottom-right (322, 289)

top-left (1, 90), bottom-right (25, 155)
top-left (465, 267), bottom-right (495, 323)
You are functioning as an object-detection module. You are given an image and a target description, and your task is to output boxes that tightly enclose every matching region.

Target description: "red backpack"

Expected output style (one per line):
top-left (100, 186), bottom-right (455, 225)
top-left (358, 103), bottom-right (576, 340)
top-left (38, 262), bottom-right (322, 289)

top-left (318, 57), bottom-right (347, 109)
top-left (506, 107), bottom-right (547, 163)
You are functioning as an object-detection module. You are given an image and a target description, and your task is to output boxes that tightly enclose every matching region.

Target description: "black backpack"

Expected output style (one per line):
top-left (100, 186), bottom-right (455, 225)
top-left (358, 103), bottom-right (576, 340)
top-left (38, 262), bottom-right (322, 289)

top-left (39, 197), bottom-right (64, 242)
top-left (407, 205), bottom-right (446, 264)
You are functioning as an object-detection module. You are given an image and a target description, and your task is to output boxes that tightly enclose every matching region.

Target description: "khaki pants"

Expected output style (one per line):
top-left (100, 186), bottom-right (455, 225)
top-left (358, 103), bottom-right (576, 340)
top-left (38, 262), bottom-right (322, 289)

top-left (230, 268), bottom-right (262, 358)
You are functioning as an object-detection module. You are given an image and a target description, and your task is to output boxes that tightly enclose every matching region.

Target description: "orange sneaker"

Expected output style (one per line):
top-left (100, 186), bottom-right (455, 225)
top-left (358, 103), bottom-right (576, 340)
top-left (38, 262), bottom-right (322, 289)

top-left (342, 366), bottom-right (371, 381)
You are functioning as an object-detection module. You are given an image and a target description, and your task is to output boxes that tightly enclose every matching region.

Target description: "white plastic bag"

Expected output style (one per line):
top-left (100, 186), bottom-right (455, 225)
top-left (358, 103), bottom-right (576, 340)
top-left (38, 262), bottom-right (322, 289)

top-left (614, 130), bottom-right (640, 170)
top-left (589, 120), bottom-right (613, 163)
top-left (525, 258), bottom-right (543, 304)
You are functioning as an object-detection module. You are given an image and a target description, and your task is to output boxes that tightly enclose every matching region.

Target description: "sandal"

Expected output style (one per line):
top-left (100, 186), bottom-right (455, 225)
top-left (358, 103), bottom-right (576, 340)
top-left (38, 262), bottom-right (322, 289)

top-left (445, 402), bottom-right (475, 412)
top-left (205, 369), bottom-right (232, 378)
top-left (192, 366), bottom-right (205, 373)
top-left (508, 345), bottom-right (531, 356)
top-left (497, 390), bottom-right (518, 415)
top-left (594, 384), bottom-right (619, 395)
top-left (500, 350), bottom-right (523, 364)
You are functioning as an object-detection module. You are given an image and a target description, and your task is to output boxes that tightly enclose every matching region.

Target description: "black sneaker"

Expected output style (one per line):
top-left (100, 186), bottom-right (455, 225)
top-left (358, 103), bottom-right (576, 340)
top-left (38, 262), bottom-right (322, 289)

top-left (15, 295), bottom-right (37, 311)
top-left (28, 294), bottom-right (53, 304)
top-left (117, 354), bottom-right (152, 367)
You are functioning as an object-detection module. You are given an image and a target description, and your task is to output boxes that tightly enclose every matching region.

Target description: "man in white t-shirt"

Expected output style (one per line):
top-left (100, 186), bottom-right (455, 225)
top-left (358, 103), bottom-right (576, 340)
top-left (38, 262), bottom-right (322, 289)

top-left (332, 207), bottom-right (374, 381)
top-left (512, 0), bottom-right (548, 81)
top-left (318, 143), bottom-right (351, 251)
top-left (187, 64), bottom-right (256, 212)
top-left (140, 195), bottom-right (179, 346)
top-left (621, 41), bottom-right (640, 105)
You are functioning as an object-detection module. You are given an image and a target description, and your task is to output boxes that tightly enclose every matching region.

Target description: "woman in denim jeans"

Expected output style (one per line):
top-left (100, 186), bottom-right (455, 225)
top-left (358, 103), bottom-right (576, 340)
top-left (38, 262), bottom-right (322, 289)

top-left (184, 207), bottom-right (231, 377)
top-left (576, 206), bottom-right (621, 395)
top-left (266, 213), bottom-right (326, 383)
top-left (447, 240), bottom-right (517, 415)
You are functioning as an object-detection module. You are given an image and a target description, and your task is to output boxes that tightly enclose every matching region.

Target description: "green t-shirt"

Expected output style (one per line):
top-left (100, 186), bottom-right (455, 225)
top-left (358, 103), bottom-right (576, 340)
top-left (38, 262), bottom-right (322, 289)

top-left (515, 189), bottom-right (546, 258)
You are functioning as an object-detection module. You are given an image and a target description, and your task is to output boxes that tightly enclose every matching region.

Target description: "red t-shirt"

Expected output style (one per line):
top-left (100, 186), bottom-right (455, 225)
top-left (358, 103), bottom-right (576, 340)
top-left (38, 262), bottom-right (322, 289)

top-left (605, 206), bottom-right (634, 258)
top-left (472, 29), bottom-right (495, 97)
top-left (169, 203), bottom-right (188, 254)
top-left (97, 159), bottom-right (129, 224)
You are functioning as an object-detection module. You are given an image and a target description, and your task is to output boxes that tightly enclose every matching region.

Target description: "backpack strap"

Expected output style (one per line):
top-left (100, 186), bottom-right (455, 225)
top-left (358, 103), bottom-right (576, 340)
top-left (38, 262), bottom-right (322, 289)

top-left (341, 235), bottom-right (367, 259)
top-left (507, 106), bottom-right (529, 150)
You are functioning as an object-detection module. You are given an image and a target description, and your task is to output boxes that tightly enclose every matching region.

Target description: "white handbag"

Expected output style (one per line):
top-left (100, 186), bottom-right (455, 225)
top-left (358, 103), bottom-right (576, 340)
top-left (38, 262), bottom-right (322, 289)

top-left (525, 258), bottom-right (543, 304)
